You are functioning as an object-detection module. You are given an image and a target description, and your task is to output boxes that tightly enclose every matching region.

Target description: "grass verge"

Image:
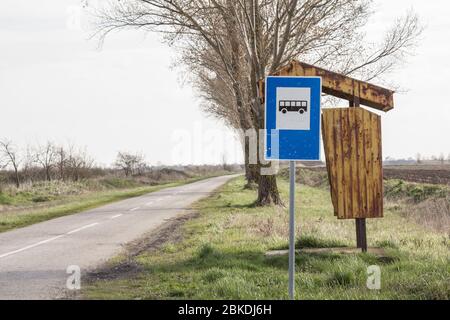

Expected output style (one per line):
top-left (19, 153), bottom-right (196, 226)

top-left (0, 176), bottom-right (215, 233)
top-left (84, 177), bottom-right (449, 300)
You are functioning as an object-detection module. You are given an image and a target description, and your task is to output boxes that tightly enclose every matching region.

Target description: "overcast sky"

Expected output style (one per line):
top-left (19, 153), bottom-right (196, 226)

top-left (1, 0), bottom-right (449, 166)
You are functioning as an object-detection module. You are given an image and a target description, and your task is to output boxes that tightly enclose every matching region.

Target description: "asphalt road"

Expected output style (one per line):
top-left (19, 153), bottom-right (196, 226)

top-left (0, 175), bottom-right (236, 300)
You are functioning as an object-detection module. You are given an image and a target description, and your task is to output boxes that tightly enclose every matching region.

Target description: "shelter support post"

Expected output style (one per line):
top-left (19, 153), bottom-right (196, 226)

top-left (350, 97), bottom-right (368, 252)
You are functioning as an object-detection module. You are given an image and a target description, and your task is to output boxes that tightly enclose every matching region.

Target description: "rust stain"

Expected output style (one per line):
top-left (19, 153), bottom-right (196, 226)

top-left (271, 60), bottom-right (394, 112)
top-left (322, 107), bottom-right (383, 220)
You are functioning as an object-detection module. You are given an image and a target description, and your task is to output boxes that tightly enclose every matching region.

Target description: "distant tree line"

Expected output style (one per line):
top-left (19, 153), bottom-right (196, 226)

top-left (0, 139), bottom-right (151, 188)
top-left (0, 139), bottom-right (239, 190)
top-left (416, 153), bottom-right (450, 165)
top-left (0, 139), bottom-right (95, 188)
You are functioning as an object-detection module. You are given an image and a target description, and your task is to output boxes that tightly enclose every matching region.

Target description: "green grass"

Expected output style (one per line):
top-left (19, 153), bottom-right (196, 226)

top-left (84, 177), bottom-right (450, 300)
top-left (0, 176), bottom-right (214, 233)
top-left (0, 178), bottom-right (153, 207)
top-left (385, 179), bottom-right (449, 202)
top-left (0, 180), bottom-right (92, 206)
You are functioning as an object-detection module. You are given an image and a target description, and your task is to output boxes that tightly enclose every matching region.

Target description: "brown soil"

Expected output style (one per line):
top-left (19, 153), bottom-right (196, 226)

top-left (383, 168), bottom-right (450, 185)
top-left (300, 165), bottom-right (450, 185)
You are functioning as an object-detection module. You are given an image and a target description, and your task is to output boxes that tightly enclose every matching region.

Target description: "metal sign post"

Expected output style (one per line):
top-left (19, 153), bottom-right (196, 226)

top-left (288, 161), bottom-right (296, 300)
top-left (264, 76), bottom-right (322, 300)
top-left (350, 98), bottom-right (368, 252)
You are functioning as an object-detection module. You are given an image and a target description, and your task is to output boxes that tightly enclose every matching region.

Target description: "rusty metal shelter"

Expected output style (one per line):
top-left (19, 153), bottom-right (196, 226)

top-left (261, 60), bottom-right (395, 251)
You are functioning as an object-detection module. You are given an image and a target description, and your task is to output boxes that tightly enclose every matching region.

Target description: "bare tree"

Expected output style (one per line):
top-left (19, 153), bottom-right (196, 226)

top-left (22, 145), bottom-right (37, 183)
top-left (55, 146), bottom-right (68, 181)
top-left (67, 145), bottom-right (94, 181)
top-left (416, 153), bottom-right (422, 164)
top-left (35, 142), bottom-right (57, 181)
top-left (114, 151), bottom-right (146, 177)
top-left (438, 153), bottom-right (445, 165)
top-left (94, 0), bottom-right (421, 205)
top-left (0, 139), bottom-right (21, 188)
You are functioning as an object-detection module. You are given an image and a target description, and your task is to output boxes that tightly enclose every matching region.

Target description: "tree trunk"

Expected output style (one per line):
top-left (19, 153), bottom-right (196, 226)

top-left (245, 163), bottom-right (259, 183)
top-left (59, 164), bottom-right (65, 181)
top-left (257, 171), bottom-right (282, 206)
top-left (244, 164), bottom-right (259, 190)
top-left (46, 167), bottom-right (51, 181)
top-left (13, 167), bottom-right (20, 188)
top-left (243, 138), bottom-right (259, 188)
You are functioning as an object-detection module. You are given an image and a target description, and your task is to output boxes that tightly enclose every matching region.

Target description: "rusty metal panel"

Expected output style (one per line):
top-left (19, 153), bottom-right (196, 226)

top-left (272, 60), bottom-right (394, 112)
top-left (322, 107), bottom-right (383, 219)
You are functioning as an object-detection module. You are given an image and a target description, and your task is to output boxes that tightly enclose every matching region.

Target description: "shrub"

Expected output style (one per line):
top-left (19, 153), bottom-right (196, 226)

top-left (385, 180), bottom-right (448, 202)
top-left (0, 192), bottom-right (12, 205)
top-left (197, 243), bottom-right (215, 259)
top-left (31, 196), bottom-right (52, 203)
top-left (326, 270), bottom-right (355, 287)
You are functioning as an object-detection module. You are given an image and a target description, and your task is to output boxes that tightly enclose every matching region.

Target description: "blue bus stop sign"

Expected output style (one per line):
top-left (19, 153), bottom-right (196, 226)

top-left (265, 76), bottom-right (322, 161)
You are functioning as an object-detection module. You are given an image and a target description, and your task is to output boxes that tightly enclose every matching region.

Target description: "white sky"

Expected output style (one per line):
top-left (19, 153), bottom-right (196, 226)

top-left (0, 0), bottom-right (449, 166)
